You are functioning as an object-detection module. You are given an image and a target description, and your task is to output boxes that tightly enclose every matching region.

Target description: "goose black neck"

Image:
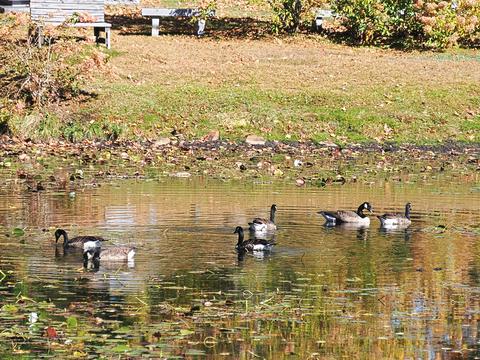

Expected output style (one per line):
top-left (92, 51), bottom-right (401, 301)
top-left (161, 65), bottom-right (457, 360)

top-left (405, 204), bottom-right (411, 220)
top-left (62, 232), bottom-right (69, 247)
top-left (270, 206), bottom-right (276, 223)
top-left (236, 229), bottom-right (244, 246)
top-left (356, 204), bottom-right (366, 218)
top-left (56, 229), bottom-right (69, 247)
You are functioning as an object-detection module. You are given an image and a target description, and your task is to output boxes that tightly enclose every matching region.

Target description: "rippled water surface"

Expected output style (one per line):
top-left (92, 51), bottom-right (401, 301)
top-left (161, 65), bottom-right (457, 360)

top-left (0, 177), bottom-right (479, 358)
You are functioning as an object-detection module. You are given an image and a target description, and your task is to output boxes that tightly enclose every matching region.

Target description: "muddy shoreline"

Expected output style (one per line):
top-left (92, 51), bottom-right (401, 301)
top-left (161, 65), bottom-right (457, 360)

top-left (0, 137), bottom-right (478, 191)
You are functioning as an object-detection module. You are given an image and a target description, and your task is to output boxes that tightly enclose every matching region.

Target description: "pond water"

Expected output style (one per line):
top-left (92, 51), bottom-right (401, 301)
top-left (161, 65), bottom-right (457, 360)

top-left (0, 177), bottom-right (479, 359)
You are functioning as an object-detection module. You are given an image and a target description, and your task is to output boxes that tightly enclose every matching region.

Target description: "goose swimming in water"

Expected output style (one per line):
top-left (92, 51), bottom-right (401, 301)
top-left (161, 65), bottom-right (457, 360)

top-left (234, 226), bottom-right (275, 252)
top-left (248, 204), bottom-right (277, 233)
top-left (318, 202), bottom-right (373, 225)
top-left (84, 246), bottom-right (136, 263)
top-left (378, 203), bottom-right (412, 227)
top-left (55, 229), bottom-right (105, 250)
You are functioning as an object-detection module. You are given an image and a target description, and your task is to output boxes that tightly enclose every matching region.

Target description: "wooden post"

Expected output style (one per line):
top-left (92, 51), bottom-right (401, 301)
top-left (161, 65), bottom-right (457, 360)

top-left (94, 26), bottom-right (100, 43)
top-left (36, 24), bottom-right (43, 48)
top-left (151, 17), bottom-right (159, 36)
top-left (105, 26), bottom-right (110, 49)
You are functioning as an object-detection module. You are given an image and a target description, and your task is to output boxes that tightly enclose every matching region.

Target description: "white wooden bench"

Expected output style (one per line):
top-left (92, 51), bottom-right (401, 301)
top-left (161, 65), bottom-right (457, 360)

top-left (141, 8), bottom-right (215, 36)
top-left (315, 9), bottom-right (335, 31)
top-left (30, 0), bottom-right (112, 48)
top-left (0, 0), bottom-right (29, 12)
top-left (36, 22), bottom-right (111, 49)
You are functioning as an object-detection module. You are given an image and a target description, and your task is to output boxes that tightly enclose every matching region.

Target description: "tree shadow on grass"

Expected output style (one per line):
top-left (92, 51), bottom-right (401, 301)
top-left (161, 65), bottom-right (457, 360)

top-left (106, 14), bottom-right (272, 40)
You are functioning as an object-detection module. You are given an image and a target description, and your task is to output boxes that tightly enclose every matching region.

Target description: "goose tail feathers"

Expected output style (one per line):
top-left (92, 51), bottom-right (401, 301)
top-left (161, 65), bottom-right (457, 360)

top-left (319, 211), bottom-right (337, 223)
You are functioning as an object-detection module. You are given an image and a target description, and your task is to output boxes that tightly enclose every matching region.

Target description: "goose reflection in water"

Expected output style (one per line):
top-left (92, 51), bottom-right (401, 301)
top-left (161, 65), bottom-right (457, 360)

top-left (323, 222), bottom-right (371, 241)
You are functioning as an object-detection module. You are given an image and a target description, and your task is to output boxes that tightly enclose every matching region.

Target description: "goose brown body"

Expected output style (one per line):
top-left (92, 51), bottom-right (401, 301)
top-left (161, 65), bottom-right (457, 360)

top-left (85, 246), bottom-right (136, 262)
top-left (249, 205), bottom-right (277, 232)
top-left (378, 203), bottom-right (412, 227)
top-left (99, 247), bottom-right (136, 261)
top-left (319, 202), bottom-right (373, 225)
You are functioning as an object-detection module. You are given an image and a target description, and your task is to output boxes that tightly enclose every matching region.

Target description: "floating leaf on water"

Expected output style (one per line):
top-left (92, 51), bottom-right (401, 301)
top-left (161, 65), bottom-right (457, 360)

top-left (163, 286), bottom-right (188, 290)
top-left (44, 326), bottom-right (58, 339)
top-left (112, 344), bottom-right (130, 352)
top-left (66, 316), bottom-right (78, 328)
top-left (0, 331), bottom-right (16, 338)
top-left (1, 304), bottom-right (18, 313)
top-left (11, 228), bottom-right (25, 237)
top-left (180, 329), bottom-right (195, 336)
top-left (184, 349), bottom-right (206, 356)
top-left (113, 326), bottom-right (132, 334)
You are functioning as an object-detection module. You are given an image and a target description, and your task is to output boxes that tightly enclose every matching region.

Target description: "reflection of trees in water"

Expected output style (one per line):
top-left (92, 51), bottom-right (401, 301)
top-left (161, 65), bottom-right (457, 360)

top-left (0, 189), bottom-right (105, 229)
top-left (0, 244), bottom-right (147, 323)
top-left (379, 227), bottom-right (414, 274)
top-left (468, 240), bottom-right (480, 287)
top-left (0, 180), bottom-right (479, 358)
top-left (146, 268), bottom-right (240, 306)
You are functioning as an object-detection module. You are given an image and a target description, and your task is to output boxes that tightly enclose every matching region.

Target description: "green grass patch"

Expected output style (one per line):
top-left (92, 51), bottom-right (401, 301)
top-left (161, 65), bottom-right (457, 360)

top-left (76, 80), bottom-right (479, 144)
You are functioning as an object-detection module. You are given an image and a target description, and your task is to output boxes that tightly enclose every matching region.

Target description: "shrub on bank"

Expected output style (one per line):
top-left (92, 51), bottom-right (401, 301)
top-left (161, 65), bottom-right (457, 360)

top-left (331, 0), bottom-right (419, 44)
top-left (0, 13), bottom-right (109, 138)
top-left (268, 0), bottom-right (329, 33)
top-left (414, 0), bottom-right (480, 47)
top-left (331, 0), bottom-right (480, 47)
top-left (263, 0), bottom-right (479, 48)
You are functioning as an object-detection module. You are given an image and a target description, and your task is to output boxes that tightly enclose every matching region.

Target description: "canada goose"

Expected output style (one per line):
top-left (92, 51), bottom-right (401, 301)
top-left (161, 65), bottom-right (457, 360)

top-left (248, 204), bottom-right (277, 232)
top-left (319, 202), bottom-right (373, 225)
top-left (84, 246), bottom-right (136, 263)
top-left (55, 229), bottom-right (105, 249)
top-left (378, 203), bottom-right (412, 227)
top-left (234, 226), bottom-right (274, 252)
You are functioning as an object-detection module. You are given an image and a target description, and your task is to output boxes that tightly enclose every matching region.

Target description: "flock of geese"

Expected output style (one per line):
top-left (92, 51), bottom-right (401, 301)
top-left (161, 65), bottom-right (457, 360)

top-left (54, 202), bottom-right (412, 267)
top-left (235, 202), bottom-right (412, 254)
top-left (54, 229), bottom-right (135, 269)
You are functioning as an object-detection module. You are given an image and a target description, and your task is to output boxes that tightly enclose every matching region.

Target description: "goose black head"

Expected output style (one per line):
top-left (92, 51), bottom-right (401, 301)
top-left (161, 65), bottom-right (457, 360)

top-left (233, 226), bottom-right (244, 235)
top-left (363, 202), bottom-right (373, 213)
top-left (357, 202), bottom-right (373, 217)
top-left (54, 229), bottom-right (67, 244)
